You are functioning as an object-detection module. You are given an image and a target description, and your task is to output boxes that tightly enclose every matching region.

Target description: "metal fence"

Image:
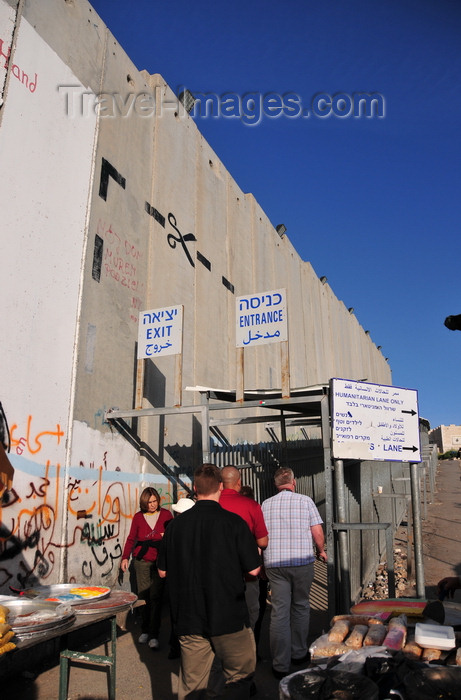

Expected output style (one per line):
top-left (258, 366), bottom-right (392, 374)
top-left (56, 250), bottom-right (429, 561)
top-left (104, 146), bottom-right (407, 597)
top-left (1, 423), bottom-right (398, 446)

top-left (211, 433), bottom-right (439, 608)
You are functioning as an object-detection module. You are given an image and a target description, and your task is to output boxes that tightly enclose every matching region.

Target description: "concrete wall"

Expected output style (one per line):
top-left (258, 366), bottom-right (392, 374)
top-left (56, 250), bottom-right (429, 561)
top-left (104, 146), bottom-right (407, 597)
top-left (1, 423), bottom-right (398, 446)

top-left (0, 0), bottom-right (391, 593)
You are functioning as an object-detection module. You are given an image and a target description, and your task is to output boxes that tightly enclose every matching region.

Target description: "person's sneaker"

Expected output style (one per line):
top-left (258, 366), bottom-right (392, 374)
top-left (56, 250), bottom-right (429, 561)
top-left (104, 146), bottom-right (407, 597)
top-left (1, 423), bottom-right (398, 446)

top-left (148, 638), bottom-right (159, 649)
top-left (138, 633), bottom-right (149, 644)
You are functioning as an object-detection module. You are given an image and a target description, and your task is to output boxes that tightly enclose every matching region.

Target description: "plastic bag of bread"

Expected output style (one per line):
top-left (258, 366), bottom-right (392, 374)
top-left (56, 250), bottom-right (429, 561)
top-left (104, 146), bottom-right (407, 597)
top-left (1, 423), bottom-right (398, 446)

top-left (421, 647), bottom-right (442, 662)
top-left (383, 614), bottom-right (407, 650)
top-left (330, 613), bottom-right (386, 626)
top-left (403, 639), bottom-right (423, 660)
top-left (309, 633), bottom-right (349, 659)
top-left (364, 623), bottom-right (387, 647)
top-left (345, 624), bottom-right (369, 648)
top-left (328, 619), bottom-right (350, 643)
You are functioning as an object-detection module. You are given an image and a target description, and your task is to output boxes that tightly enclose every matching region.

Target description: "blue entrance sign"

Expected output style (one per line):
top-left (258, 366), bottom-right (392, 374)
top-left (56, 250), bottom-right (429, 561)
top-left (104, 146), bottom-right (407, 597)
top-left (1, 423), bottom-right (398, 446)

top-left (236, 288), bottom-right (288, 348)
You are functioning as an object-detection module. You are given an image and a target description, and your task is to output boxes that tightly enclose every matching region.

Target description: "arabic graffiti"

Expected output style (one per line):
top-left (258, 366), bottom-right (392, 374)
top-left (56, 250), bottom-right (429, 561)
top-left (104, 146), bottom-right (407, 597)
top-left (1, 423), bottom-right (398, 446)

top-left (10, 415), bottom-right (64, 455)
top-left (0, 415), bottom-right (189, 590)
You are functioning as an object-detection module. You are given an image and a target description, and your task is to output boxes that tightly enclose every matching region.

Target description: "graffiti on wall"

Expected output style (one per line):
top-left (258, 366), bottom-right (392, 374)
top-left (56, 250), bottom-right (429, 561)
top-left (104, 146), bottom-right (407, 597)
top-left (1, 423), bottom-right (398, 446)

top-left (0, 34), bottom-right (38, 94)
top-left (96, 157), bottom-right (235, 302)
top-left (96, 218), bottom-right (145, 323)
top-left (0, 414), bottom-right (189, 592)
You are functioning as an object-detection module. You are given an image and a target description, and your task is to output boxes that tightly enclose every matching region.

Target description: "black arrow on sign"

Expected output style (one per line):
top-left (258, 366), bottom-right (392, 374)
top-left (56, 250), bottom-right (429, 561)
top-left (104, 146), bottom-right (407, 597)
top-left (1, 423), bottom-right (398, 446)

top-left (402, 409), bottom-right (417, 416)
top-left (402, 445), bottom-right (418, 452)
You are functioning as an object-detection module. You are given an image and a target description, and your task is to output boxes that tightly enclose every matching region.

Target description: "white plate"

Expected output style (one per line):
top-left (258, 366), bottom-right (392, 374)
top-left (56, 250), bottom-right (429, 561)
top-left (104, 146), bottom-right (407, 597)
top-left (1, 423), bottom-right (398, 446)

top-left (4, 598), bottom-right (75, 633)
top-left (415, 622), bottom-right (456, 650)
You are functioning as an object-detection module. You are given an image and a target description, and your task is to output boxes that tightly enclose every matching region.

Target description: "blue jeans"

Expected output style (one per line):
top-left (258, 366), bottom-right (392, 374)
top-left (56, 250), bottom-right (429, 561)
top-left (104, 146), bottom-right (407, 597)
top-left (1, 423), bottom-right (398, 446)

top-left (266, 563), bottom-right (315, 672)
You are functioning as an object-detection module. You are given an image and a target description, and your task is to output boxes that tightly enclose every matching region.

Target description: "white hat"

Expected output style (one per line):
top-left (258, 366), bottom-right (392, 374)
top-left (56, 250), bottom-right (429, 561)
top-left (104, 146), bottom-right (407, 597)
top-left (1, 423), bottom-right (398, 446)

top-left (172, 497), bottom-right (195, 513)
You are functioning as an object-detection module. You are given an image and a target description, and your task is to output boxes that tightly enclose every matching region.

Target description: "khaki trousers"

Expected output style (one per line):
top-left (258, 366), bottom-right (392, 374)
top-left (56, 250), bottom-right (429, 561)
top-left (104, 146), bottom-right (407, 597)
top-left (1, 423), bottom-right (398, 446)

top-left (178, 626), bottom-right (256, 700)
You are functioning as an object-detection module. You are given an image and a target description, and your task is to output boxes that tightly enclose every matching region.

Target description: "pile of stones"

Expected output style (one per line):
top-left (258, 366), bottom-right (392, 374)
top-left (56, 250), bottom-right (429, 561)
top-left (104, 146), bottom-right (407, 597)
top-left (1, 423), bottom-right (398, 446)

top-left (361, 532), bottom-right (416, 600)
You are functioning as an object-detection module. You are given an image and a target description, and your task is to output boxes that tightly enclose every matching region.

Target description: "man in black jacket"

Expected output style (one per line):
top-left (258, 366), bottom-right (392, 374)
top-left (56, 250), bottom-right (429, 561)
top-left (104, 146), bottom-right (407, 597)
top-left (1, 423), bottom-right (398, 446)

top-left (158, 463), bottom-right (260, 700)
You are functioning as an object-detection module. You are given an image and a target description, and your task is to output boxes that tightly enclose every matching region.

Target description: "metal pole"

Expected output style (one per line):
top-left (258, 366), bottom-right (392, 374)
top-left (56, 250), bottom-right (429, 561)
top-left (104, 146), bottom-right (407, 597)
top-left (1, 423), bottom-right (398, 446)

top-left (321, 394), bottom-right (336, 615)
top-left (200, 393), bottom-right (211, 464)
top-left (410, 461), bottom-right (425, 598)
top-left (280, 410), bottom-right (288, 467)
top-left (236, 347), bottom-right (244, 403)
top-left (334, 459), bottom-right (352, 611)
top-left (385, 524), bottom-right (396, 598)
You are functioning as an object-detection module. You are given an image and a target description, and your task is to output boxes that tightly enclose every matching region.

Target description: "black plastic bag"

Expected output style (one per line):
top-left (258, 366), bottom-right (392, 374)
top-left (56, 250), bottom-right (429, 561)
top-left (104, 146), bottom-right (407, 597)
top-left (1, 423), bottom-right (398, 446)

top-left (287, 668), bottom-right (379, 699)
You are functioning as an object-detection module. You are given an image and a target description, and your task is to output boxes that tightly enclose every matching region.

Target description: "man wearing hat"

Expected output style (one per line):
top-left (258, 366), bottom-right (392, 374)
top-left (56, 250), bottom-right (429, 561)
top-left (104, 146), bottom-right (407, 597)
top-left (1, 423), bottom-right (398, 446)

top-left (172, 497), bottom-right (195, 514)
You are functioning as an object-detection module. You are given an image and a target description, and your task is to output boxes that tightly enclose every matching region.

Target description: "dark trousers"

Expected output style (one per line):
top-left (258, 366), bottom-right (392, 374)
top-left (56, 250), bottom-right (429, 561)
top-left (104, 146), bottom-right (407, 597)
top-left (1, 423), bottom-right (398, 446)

top-left (134, 559), bottom-right (165, 637)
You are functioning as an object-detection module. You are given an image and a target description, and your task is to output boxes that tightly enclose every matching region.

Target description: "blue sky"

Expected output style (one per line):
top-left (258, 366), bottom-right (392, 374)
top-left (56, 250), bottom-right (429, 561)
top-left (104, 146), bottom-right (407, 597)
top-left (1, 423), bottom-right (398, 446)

top-left (90, 0), bottom-right (461, 430)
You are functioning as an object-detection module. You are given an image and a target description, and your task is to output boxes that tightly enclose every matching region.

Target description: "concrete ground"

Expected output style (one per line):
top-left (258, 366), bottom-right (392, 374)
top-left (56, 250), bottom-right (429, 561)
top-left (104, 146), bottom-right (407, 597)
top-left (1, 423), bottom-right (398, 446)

top-left (412, 458), bottom-right (461, 601)
top-left (2, 459), bottom-right (460, 699)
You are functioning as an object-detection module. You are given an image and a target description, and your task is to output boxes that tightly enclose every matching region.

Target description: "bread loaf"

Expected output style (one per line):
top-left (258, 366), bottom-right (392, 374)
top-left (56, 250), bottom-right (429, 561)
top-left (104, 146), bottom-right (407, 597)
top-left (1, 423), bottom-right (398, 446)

top-left (330, 614), bottom-right (383, 626)
top-left (328, 620), bottom-right (350, 643)
top-left (403, 640), bottom-right (423, 660)
top-left (311, 641), bottom-right (349, 658)
top-left (363, 623), bottom-right (386, 646)
top-left (383, 626), bottom-right (406, 650)
top-left (345, 624), bottom-right (368, 649)
top-left (421, 647), bottom-right (442, 662)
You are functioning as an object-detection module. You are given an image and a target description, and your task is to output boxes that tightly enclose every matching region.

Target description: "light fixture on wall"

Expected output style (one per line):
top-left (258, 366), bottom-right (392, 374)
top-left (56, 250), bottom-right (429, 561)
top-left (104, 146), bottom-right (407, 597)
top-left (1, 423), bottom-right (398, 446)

top-left (320, 276), bottom-right (328, 284)
top-left (179, 89), bottom-right (196, 114)
top-left (276, 224), bottom-right (287, 238)
top-left (348, 307), bottom-right (354, 314)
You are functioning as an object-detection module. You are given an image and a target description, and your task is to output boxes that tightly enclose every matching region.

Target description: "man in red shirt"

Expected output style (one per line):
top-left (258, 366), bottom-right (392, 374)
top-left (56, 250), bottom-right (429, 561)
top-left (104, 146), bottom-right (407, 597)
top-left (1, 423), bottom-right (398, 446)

top-left (220, 466), bottom-right (268, 629)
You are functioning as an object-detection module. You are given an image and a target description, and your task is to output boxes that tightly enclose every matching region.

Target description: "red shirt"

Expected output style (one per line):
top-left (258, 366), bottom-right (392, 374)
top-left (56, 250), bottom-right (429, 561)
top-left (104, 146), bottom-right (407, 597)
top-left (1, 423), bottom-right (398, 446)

top-left (219, 489), bottom-right (268, 540)
top-left (122, 507), bottom-right (173, 563)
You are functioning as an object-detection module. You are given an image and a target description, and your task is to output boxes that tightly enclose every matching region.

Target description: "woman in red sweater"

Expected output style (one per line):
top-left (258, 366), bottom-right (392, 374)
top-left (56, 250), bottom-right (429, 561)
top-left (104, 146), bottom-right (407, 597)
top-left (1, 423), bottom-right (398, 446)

top-left (121, 487), bottom-right (173, 648)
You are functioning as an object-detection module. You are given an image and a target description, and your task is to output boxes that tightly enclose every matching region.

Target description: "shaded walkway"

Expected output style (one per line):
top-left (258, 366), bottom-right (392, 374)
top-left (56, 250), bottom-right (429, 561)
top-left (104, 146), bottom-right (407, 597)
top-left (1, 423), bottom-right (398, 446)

top-left (417, 458), bottom-right (461, 600)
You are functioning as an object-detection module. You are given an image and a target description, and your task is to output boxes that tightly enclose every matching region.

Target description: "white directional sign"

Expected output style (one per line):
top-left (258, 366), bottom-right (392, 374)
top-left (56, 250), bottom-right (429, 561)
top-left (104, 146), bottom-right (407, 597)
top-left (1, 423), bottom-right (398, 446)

top-left (236, 288), bottom-right (287, 348)
top-left (137, 305), bottom-right (183, 359)
top-left (331, 378), bottom-right (421, 463)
